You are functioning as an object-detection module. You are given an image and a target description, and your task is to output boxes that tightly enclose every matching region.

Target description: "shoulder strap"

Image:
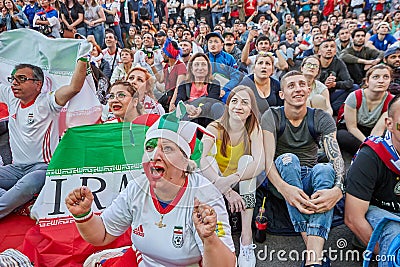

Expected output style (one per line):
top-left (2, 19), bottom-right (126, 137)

top-left (382, 93), bottom-right (394, 113)
top-left (355, 89), bottom-right (363, 110)
top-left (278, 107), bottom-right (286, 138)
top-left (306, 107), bottom-right (320, 146)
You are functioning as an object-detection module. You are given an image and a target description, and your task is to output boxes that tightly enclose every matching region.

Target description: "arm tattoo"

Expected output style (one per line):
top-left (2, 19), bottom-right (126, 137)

top-left (323, 132), bottom-right (345, 185)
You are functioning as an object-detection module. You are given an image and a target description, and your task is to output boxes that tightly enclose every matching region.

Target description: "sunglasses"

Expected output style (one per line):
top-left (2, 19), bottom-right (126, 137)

top-left (304, 62), bottom-right (319, 69)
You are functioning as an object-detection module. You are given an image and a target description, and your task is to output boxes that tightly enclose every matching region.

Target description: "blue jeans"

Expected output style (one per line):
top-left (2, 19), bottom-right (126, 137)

top-left (0, 163), bottom-right (48, 219)
top-left (211, 12), bottom-right (223, 29)
top-left (86, 24), bottom-right (105, 48)
top-left (275, 153), bottom-right (335, 240)
top-left (366, 206), bottom-right (400, 267)
top-left (109, 24), bottom-right (124, 48)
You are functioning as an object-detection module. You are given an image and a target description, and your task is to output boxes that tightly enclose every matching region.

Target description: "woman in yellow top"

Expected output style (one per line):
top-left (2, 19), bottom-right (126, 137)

top-left (200, 85), bottom-right (265, 267)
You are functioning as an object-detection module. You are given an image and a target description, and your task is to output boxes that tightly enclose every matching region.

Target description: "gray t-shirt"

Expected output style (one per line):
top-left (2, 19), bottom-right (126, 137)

top-left (344, 90), bottom-right (389, 128)
top-left (261, 107), bottom-right (336, 167)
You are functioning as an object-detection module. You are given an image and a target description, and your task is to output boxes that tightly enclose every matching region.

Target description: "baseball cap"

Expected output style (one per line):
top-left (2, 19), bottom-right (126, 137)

top-left (205, 32), bottom-right (224, 42)
top-left (384, 45), bottom-right (400, 58)
top-left (377, 21), bottom-right (391, 31)
top-left (156, 31), bottom-right (167, 37)
top-left (222, 31), bottom-right (235, 38)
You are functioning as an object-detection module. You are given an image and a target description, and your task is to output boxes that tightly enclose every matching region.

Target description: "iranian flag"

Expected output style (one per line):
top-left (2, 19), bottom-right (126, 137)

top-left (23, 122), bottom-right (149, 266)
top-left (0, 28), bottom-right (102, 129)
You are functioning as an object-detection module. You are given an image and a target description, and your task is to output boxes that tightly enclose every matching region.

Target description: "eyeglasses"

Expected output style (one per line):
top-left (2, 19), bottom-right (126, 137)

top-left (106, 92), bottom-right (130, 101)
top-left (303, 62), bottom-right (319, 69)
top-left (7, 75), bottom-right (39, 84)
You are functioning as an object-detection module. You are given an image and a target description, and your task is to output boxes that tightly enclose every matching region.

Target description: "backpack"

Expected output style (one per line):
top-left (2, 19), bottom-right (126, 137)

top-left (139, 5), bottom-right (150, 20)
top-left (336, 89), bottom-right (394, 125)
top-left (278, 106), bottom-right (320, 146)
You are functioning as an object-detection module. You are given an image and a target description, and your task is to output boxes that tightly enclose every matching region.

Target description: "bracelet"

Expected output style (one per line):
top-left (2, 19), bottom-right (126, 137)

top-left (74, 211), bottom-right (94, 223)
top-left (78, 56), bottom-right (89, 62)
top-left (72, 209), bottom-right (91, 218)
top-left (72, 209), bottom-right (94, 223)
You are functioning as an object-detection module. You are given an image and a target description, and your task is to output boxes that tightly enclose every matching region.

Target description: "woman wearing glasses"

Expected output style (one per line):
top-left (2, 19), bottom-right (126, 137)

top-left (301, 55), bottom-right (333, 115)
top-left (126, 67), bottom-right (165, 115)
top-left (240, 53), bottom-right (283, 115)
top-left (105, 81), bottom-right (143, 123)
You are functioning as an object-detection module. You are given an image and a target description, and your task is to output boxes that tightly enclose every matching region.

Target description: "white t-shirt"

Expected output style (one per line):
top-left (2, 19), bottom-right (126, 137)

top-left (0, 85), bottom-right (62, 165)
top-left (143, 95), bottom-right (165, 115)
top-left (101, 173), bottom-right (235, 267)
top-left (102, 47), bottom-right (122, 71)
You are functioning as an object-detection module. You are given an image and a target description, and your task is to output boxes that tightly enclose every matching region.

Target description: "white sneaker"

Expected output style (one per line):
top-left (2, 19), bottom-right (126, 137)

top-left (237, 239), bottom-right (257, 267)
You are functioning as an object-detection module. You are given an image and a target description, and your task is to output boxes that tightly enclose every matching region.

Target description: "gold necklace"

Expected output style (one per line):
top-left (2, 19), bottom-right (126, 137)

top-left (153, 176), bottom-right (187, 228)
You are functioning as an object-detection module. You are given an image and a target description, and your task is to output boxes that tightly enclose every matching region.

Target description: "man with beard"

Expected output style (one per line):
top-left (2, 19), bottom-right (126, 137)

top-left (223, 31), bottom-right (241, 64)
top-left (318, 39), bottom-right (354, 115)
top-left (179, 39), bottom-right (192, 65)
top-left (340, 28), bottom-right (383, 86)
top-left (384, 46), bottom-right (400, 95)
top-left (155, 30), bottom-right (167, 47)
top-left (335, 27), bottom-right (352, 53)
top-left (134, 32), bottom-right (163, 73)
top-left (182, 29), bottom-right (204, 54)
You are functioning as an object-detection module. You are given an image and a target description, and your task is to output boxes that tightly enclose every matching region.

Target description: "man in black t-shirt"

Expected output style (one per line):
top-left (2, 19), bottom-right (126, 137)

top-left (345, 95), bottom-right (400, 265)
top-left (262, 71), bottom-right (345, 267)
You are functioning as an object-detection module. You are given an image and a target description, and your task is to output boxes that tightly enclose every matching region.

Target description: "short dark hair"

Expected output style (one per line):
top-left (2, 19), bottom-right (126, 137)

top-left (105, 28), bottom-right (117, 40)
top-left (183, 29), bottom-right (194, 37)
top-left (351, 28), bottom-right (366, 39)
top-left (388, 94), bottom-right (400, 117)
top-left (255, 35), bottom-right (270, 46)
top-left (14, 64), bottom-right (44, 83)
top-left (280, 70), bottom-right (304, 91)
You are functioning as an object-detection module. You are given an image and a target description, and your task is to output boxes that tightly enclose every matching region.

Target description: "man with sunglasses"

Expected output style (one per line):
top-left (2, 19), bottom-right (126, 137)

top-left (345, 95), bottom-right (400, 266)
top-left (0, 60), bottom-right (87, 219)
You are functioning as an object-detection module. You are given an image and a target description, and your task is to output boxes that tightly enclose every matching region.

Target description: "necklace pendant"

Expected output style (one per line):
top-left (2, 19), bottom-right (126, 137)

top-left (155, 215), bottom-right (166, 228)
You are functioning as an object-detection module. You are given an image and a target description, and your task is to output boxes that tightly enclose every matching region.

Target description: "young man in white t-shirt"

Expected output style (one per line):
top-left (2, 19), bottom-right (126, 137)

top-left (0, 60), bottom-right (87, 219)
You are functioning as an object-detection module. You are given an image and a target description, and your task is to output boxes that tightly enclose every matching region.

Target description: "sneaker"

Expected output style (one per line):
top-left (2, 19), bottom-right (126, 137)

top-left (13, 196), bottom-right (37, 217)
top-left (301, 256), bottom-right (330, 267)
top-left (237, 239), bottom-right (257, 267)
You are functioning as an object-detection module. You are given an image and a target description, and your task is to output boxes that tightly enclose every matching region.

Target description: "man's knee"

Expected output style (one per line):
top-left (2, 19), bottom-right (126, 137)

top-left (15, 170), bottom-right (46, 195)
top-left (312, 163), bottom-right (335, 177)
top-left (275, 153), bottom-right (300, 166)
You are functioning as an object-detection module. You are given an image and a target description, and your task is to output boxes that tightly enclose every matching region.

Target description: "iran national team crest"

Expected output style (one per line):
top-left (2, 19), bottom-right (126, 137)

top-left (172, 226), bottom-right (184, 248)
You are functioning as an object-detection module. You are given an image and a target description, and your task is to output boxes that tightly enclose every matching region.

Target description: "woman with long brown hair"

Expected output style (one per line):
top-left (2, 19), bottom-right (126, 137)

top-left (200, 85), bottom-right (264, 267)
top-left (0, 0), bottom-right (28, 30)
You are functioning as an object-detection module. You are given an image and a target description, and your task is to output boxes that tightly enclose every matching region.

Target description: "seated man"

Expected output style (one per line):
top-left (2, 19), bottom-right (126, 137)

top-left (345, 94), bottom-right (400, 267)
top-left (262, 71), bottom-right (345, 267)
top-left (0, 60), bottom-right (87, 219)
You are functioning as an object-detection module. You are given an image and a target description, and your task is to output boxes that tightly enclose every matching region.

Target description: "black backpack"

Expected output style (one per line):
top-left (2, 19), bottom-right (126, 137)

top-left (139, 6), bottom-right (150, 20)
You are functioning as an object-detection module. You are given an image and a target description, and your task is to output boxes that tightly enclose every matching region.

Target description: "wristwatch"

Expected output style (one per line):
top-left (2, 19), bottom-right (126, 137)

top-left (335, 182), bottom-right (345, 195)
